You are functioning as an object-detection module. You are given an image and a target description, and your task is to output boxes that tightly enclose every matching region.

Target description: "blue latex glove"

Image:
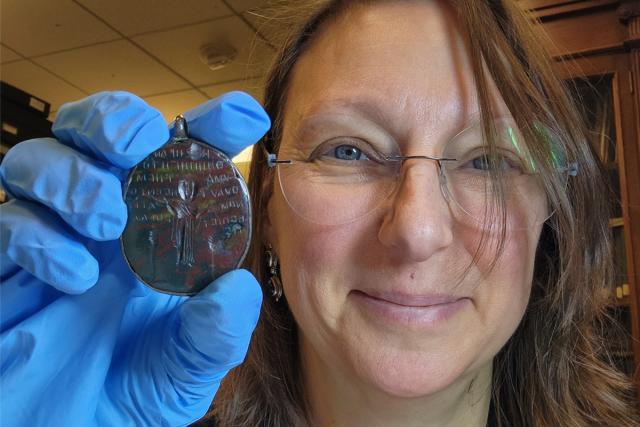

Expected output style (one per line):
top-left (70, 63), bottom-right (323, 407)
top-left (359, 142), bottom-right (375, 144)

top-left (0, 91), bottom-right (270, 426)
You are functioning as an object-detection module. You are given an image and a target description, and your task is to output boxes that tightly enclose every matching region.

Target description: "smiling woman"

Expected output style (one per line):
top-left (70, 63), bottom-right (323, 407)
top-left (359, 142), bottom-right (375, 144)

top-left (209, 0), bottom-right (640, 426)
top-left (1, 0), bottom-right (638, 426)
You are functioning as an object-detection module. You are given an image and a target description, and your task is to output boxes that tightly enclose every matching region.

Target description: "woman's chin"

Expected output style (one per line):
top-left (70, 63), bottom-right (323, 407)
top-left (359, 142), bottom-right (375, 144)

top-left (348, 347), bottom-right (469, 399)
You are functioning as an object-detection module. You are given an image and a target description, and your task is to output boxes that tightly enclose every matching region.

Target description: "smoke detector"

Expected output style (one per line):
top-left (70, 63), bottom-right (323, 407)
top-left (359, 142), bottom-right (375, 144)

top-left (199, 42), bottom-right (237, 71)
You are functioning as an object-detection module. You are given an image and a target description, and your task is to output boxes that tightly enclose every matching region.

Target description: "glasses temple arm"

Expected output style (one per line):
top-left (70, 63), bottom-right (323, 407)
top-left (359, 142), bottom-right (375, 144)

top-left (260, 141), bottom-right (293, 168)
top-left (559, 162), bottom-right (579, 177)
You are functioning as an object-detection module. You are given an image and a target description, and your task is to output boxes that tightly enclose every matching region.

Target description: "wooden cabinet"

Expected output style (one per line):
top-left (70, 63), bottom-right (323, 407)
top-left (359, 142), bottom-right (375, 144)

top-left (519, 0), bottom-right (640, 395)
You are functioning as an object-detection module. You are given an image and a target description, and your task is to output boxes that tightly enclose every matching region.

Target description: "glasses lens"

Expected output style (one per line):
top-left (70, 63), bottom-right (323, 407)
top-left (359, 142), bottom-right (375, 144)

top-left (275, 119), bottom-right (564, 229)
top-left (277, 141), bottom-right (400, 225)
top-left (441, 119), bottom-right (553, 230)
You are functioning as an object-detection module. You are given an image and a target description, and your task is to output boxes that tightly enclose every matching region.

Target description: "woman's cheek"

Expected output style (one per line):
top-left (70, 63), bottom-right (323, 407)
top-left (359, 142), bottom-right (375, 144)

top-left (275, 201), bottom-right (379, 338)
top-left (460, 224), bottom-right (539, 337)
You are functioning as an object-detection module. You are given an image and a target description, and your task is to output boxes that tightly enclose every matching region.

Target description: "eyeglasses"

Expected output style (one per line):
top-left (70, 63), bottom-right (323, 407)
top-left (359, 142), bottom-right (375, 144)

top-left (263, 117), bottom-right (578, 228)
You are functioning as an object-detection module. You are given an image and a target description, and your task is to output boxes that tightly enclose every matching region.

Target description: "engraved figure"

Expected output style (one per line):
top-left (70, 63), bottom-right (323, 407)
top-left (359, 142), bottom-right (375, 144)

top-left (166, 179), bottom-right (199, 267)
top-left (139, 178), bottom-right (207, 268)
top-left (165, 177), bottom-right (239, 268)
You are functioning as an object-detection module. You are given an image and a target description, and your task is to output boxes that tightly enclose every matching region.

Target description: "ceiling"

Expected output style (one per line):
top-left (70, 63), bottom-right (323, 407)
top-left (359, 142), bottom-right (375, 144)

top-left (0, 0), bottom-right (284, 162)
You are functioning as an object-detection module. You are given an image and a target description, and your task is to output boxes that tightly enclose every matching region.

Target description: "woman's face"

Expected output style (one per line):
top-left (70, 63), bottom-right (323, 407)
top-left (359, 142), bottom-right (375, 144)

top-left (266, 1), bottom-right (542, 399)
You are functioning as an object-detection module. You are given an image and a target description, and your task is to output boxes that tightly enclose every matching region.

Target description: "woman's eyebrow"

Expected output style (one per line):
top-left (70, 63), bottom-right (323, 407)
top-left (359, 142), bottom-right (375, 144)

top-left (292, 99), bottom-right (501, 145)
top-left (293, 98), bottom-right (393, 138)
top-left (304, 98), bottom-right (390, 123)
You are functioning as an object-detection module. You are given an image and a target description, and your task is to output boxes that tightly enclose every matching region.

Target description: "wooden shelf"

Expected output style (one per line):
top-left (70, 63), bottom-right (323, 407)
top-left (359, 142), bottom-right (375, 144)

top-left (609, 217), bottom-right (625, 227)
top-left (612, 284), bottom-right (632, 305)
top-left (525, 0), bottom-right (640, 396)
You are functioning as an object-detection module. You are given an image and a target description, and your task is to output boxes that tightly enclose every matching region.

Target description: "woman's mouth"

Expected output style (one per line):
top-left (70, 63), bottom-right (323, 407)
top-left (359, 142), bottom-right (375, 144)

top-left (350, 290), bottom-right (469, 329)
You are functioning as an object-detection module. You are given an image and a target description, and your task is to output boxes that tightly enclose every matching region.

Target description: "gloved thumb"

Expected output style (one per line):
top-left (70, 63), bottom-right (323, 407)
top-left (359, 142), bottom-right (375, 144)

top-left (165, 269), bottom-right (263, 386)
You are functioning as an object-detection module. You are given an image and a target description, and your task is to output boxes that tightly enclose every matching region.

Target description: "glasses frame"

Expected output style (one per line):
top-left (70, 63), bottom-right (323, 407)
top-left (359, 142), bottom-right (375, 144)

top-left (260, 126), bottom-right (579, 226)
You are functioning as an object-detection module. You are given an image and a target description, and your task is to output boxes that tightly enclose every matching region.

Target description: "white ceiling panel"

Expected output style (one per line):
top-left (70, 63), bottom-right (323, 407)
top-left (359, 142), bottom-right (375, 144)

top-left (0, 0), bottom-right (120, 57)
top-left (1, 60), bottom-right (86, 114)
top-left (132, 16), bottom-right (275, 87)
top-left (33, 40), bottom-right (191, 96)
top-left (200, 77), bottom-right (265, 103)
top-left (143, 89), bottom-right (209, 122)
top-left (226, 0), bottom-right (270, 13)
top-left (1, 44), bottom-right (23, 63)
top-left (77, 0), bottom-right (234, 36)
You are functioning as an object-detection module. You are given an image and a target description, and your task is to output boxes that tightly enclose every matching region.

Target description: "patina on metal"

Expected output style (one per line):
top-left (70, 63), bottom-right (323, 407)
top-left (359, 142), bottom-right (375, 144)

top-left (121, 115), bottom-right (252, 295)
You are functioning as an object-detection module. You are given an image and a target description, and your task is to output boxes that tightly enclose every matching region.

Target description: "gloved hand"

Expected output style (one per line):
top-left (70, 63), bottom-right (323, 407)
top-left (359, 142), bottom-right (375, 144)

top-left (0, 91), bottom-right (270, 426)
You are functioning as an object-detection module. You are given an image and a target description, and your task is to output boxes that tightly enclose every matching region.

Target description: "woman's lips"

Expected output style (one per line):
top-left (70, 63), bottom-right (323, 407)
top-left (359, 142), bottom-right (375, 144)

top-left (350, 290), bottom-right (469, 328)
top-left (357, 289), bottom-right (465, 306)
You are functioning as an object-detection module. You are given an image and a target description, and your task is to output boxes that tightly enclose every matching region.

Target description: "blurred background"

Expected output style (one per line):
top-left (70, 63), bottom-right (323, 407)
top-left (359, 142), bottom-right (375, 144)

top-left (0, 0), bottom-right (284, 170)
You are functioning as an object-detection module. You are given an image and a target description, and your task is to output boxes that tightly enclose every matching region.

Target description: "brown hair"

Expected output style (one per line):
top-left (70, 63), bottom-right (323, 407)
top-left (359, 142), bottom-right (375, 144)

top-left (210, 1), bottom-right (639, 425)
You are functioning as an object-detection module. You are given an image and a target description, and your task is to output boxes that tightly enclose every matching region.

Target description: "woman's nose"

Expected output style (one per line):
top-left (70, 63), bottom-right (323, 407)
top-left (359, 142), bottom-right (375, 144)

top-left (377, 161), bottom-right (454, 261)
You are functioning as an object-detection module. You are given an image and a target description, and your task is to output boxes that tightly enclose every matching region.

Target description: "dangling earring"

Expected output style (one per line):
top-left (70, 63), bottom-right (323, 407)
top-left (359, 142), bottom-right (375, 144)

top-left (266, 244), bottom-right (283, 302)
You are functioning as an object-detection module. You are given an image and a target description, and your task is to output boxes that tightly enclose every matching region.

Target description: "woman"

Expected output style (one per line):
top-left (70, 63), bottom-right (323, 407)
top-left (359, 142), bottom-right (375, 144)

top-left (213, 0), bottom-right (639, 425)
top-left (0, 0), bottom-right (637, 426)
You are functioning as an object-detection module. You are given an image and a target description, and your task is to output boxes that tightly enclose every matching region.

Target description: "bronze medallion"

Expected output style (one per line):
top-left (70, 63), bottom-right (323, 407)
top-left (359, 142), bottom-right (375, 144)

top-left (121, 116), bottom-right (252, 295)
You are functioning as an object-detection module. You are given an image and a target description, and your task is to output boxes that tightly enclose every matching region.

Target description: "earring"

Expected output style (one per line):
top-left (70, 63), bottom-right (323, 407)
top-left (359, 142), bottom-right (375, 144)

top-left (266, 244), bottom-right (283, 302)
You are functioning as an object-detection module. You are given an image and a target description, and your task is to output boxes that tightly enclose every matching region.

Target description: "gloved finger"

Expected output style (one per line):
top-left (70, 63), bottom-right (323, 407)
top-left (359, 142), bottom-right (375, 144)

top-left (0, 199), bottom-right (99, 294)
top-left (180, 91), bottom-right (271, 158)
top-left (52, 91), bottom-right (169, 169)
top-left (0, 138), bottom-right (127, 241)
top-left (164, 269), bottom-right (262, 385)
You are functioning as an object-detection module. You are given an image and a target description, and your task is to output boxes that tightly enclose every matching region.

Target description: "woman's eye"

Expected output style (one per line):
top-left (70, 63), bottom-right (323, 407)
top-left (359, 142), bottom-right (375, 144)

top-left (471, 154), bottom-right (494, 171)
top-left (307, 139), bottom-right (388, 165)
top-left (333, 144), bottom-right (366, 161)
top-left (468, 153), bottom-right (519, 172)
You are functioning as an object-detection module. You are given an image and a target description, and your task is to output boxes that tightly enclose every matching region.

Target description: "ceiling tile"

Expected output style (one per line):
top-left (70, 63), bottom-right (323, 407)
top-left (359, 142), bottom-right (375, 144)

top-left (33, 40), bottom-right (191, 96)
top-left (0, 60), bottom-right (86, 115)
top-left (225, 0), bottom-right (270, 13)
top-left (200, 77), bottom-right (265, 103)
top-left (77, 0), bottom-right (233, 36)
top-left (0, 0), bottom-right (120, 57)
top-left (132, 16), bottom-right (275, 87)
top-left (1, 44), bottom-right (23, 63)
top-left (143, 89), bottom-right (209, 123)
